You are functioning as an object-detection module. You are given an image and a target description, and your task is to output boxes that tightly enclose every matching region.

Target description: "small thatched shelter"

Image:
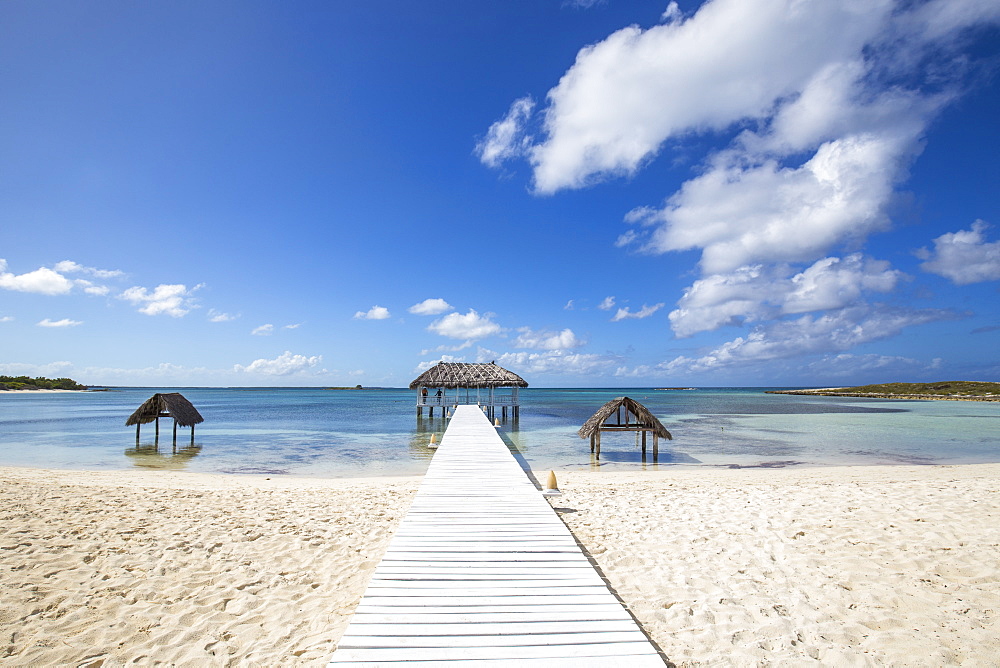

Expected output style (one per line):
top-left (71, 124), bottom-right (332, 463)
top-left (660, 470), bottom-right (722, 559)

top-left (578, 396), bottom-right (672, 460)
top-left (126, 392), bottom-right (204, 445)
top-left (409, 361), bottom-right (528, 420)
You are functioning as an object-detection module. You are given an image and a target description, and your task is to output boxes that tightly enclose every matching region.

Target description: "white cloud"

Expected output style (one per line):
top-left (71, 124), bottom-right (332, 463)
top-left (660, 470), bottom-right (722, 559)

top-left (428, 309), bottom-right (502, 340)
top-left (597, 296), bottom-right (616, 310)
top-left (408, 298), bottom-right (453, 316)
top-left (284, 323), bottom-right (301, 329)
top-left (0, 260), bottom-right (74, 295)
top-left (783, 255), bottom-right (902, 314)
top-left (0, 361), bottom-right (73, 377)
top-left (234, 351), bottom-right (323, 376)
top-left (120, 283), bottom-right (201, 317)
top-left (251, 323), bottom-right (274, 336)
top-left (486, 349), bottom-right (617, 376)
top-left (0, 316), bottom-right (13, 323)
top-left (917, 220), bottom-right (1000, 284)
top-left (512, 327), bottom-right (583, 350)
top-left (475, 97), bottom-right (535, 168)
top-left (661, 1), bottom-right (683, 23)
top-left (805, 353), bottom-right (925, 378)
top-left (668, 255), bottom-right (903, 337)
top-left (668, 265), bottom-right (776, 336)
top-left (415, 354), bottom-right (466, 372)
top-left (563, 299), bottom-right (575, 310)
top-left (208, 309), bottom-right (238, 322)
top-left (75, 280), bottom-right (111, 296)
top-left (420, 341), bottom-right (474, 355)
top-left (625, 127), bottom-right (926, 273)
top-left (611, 303), bottom-right (664, 321)
top-left (52, 260), bottom-right (123, 279)
top-left (19, 261), bottom-right (122, 297)
top-left (525, 0), bottom-right (898, 193)
top-left (38, 318), bottom-right (82, 327)
top-left (663, 305), bottom-right (956, 373)
top-left (354, 305), bottom-right (391, 320)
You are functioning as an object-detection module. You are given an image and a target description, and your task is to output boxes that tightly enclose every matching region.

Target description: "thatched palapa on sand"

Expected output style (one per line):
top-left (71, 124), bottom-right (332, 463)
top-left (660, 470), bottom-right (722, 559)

top-left (409, 361), bottom-right (527, 420)
top-left (126, 392), bottom-right (204, 445)
top-left (579, 396), bottom-right (671, 460)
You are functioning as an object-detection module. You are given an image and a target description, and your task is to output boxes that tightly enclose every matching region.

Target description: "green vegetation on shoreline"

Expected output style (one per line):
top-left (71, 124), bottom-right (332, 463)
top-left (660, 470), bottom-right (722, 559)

top-left (0, 376), bottom-right (88, 391)
top-left (767, 381), bottom-right (1000, 401)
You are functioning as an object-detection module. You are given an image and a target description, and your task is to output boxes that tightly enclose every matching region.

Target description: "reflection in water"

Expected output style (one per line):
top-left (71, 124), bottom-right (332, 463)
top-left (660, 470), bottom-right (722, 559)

top-left (125, 443), bottom-right (202, 470)
top-left (588, 448), bottom-right (701, 472)
top-left (584, 430), bottom-right (702, 468)
top-left (411, 415), bottom-right (446, 459)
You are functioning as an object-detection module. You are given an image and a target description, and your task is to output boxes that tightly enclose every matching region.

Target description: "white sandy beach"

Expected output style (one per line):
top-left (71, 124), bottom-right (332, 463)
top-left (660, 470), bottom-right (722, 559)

top-left (1, 464), bottom-right (998, 666)
top-left (556, 465), bottom-right (1000, 666)
top-left (0, 468), bottom-right (420, 666)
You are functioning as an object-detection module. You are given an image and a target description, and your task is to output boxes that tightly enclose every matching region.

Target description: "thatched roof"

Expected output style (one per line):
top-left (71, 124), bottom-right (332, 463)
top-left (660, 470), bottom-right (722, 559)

top-left (578, 396), bottom-right (672, 440)
top-left (125, 393), bottom-right (204, 427)
top-left (409, 362), bottom-right (528, 389)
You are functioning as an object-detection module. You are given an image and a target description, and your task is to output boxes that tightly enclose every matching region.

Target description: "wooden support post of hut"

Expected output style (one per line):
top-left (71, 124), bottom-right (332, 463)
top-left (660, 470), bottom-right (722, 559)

top-left (410, 361), bottom-right (527, 422)
top-left (126, 393), bottom-right (204, 449)
top-left (578, 396), bottom-right (672, 461)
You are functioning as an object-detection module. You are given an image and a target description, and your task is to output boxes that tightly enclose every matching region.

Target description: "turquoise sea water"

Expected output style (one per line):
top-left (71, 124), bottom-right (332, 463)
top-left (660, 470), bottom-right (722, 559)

top-left (1, 387), bottom-right (998, 477)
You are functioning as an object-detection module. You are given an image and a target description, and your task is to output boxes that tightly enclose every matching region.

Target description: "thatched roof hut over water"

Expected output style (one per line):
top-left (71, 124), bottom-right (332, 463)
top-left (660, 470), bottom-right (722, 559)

top-left (126, 392), bottom-right (204, 445)
top-left (409, 362), bottom-right (528, 389)
top-left (409, 362), bottom-right (527, 420)
top-left (126, 393), bottom-right (204, 427)
top-left (579, 396), bottom-right (671, 460)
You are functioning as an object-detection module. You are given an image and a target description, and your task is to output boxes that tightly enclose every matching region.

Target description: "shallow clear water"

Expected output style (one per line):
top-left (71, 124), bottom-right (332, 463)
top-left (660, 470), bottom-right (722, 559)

top-left (1, 387), bottom-right (997, 476)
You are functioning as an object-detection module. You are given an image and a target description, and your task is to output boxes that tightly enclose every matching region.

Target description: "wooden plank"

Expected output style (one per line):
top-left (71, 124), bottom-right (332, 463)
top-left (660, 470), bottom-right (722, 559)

top-left (362, 585), bottom-right (615, 596)
top-left (343, 620), bottom-right (642, 635)
top-left (332, 659), bottom-right (663, 668)
top-left (370, 578), bottom-right (605, 588)
top-left (347, 611), bottom-right (634, 624)
top-left (372, 565), bottom-right (598, 575)
top-left (337, 631), bottom-right (650, 648)
top-left (374, 561), bottom-right (599, 571)
top-left (332, 643), bottom-right (664, 661)
top-left (386, 537), bottom-right (580, 547)
top-left (351, 604), bottom-right (635, 617)
top-left (376, 553), bottom-right (586, 562)
top-left (370, 576), bottom-right (604, 585)
top-left (354, 594), bottom-right (621, 606)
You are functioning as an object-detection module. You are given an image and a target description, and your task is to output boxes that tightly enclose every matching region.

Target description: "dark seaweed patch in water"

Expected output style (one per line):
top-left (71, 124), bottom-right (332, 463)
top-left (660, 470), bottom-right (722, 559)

top-left (951, 414), bottom-right (1000, 419)
top-left (843, 450), bottom-right (939, 464)
top-left (716, 403), bottom-right (908, 415)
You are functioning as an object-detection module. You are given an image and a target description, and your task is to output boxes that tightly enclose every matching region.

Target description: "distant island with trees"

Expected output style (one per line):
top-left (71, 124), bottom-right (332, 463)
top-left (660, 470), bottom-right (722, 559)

top-left (0, 376), bottom-right (88, 391)
top-left (767, 381), bottom-right (1000, 402)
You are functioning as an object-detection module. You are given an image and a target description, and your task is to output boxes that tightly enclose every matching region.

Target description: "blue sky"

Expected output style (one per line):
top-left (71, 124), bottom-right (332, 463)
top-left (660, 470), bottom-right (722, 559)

top-left (2, 0), bottom-right (999, 388)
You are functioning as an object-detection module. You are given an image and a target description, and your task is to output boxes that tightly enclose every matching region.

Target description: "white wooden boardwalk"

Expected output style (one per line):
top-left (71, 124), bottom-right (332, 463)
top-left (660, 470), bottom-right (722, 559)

top-left (329, 405), bottom-right (664, 666)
